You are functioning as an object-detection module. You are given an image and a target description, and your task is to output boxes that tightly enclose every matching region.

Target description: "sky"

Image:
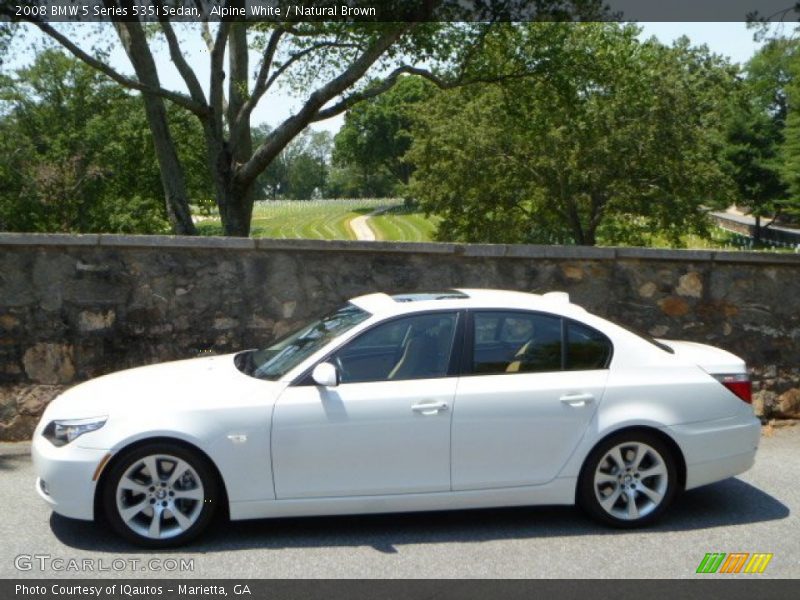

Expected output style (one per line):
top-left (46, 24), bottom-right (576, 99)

top-left (639, 22), bottom-right (762, 64)
top-left (6, 22), bottom-right (768, 136)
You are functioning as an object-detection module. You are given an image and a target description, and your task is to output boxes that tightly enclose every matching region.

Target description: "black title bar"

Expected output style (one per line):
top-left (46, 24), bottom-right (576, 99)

top-left (3, 579), bottom-right (799, 600)
top-left (0, 0), bottom-right (798, 23)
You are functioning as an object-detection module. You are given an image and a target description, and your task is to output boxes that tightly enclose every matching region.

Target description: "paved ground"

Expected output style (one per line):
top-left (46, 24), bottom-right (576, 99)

top-left (1, 427), bottom-right (798, 580)
top-left (348, 207), bottom-right (389, 241)
top-left (711, 210), bottom-right (800, 239)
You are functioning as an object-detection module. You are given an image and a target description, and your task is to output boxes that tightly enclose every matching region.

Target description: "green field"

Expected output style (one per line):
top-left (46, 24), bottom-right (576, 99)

top-left (195, 198), bottom-right (440, 242)
top-left (196, 198), bottom-right (387, 240)
top-left (627, 228), bottom-right (795, 253)
top-left (194, 200), bottom-right (792, 251)
top-left (369, 205), bottom-right (441, 242)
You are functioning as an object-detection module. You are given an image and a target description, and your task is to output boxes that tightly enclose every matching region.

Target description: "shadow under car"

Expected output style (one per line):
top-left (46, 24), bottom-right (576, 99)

top-left (49, 476), bottom-right (789, 554)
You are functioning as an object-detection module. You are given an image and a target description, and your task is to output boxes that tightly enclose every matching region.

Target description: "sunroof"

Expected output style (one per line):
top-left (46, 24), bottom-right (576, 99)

top-left (391, 290), bottom-right (469, 303)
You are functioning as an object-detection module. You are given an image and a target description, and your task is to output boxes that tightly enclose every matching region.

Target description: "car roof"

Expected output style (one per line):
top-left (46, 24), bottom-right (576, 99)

top-left (349, 288), bottom-right (588, 319)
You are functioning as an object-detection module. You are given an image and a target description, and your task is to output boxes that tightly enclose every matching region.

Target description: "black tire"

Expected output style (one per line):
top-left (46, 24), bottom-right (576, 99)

top-left (577, 431), bottom-right (678, 528)
top-left (102, 442), bottom-right (219, 548)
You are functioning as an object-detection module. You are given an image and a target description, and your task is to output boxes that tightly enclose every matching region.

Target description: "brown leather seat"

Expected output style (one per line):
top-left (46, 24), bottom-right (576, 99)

top-left (388, 317), bottom-right (451, 380)
top-left (387, 334), bottom-right (430, 380)
top-left (506, 340), bottom-right (533, 373)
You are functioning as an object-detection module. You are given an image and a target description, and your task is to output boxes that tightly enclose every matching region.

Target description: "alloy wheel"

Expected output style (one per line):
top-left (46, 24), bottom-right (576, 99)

top-left (115, 454), bottom-right (205, 540)
top-left (592, 441), bottom-right (669, 521)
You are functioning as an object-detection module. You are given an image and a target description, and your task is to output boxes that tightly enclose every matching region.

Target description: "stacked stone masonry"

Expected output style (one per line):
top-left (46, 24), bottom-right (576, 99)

top-left (1, 233), bottom-right (798, 440)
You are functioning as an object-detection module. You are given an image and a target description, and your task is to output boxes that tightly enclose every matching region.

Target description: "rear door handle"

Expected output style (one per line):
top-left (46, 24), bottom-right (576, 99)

top-left (560, 393), bottom-right (595, 407)
top-left (411, 402), bottom-right (449, 415)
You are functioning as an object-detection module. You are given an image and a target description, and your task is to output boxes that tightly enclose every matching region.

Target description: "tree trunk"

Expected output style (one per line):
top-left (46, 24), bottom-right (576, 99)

top-left (565, 201), bottom-right (591, 245)
top-left (203, 21), bottom-right (257, 238)
top-left (141, 92), bottom-right (198, 235)
top-left (202, 107), bottom-right (256, 238)
top-left (218, 181), bottom-right (255, 237)
top-left (113, 19), bottom-right (197, 235)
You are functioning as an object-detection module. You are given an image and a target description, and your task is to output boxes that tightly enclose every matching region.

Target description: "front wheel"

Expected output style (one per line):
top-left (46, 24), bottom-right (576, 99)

top-left (102, 442), bottom-right (219, 547)
top-left (577, 432), bottom-right (677, 528)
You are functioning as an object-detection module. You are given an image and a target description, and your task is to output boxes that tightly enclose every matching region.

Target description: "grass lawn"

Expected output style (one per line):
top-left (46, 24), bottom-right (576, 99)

top-left (631, 228), bottom-right (795, 253)
top-left (194, 199), bottom-right (794, 251)
top-left (196, 198), bottom-right (401, 240)
top-left (369, 205), bottom-right (441, 242)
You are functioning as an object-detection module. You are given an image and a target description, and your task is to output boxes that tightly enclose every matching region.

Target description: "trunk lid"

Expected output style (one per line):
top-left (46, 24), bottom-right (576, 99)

top-left (657, 339), bottom-right (751, 403)
top-left (656, 339), bottom-right (746, 375)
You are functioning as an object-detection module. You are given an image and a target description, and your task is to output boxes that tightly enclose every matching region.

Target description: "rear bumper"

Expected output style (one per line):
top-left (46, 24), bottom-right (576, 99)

top-left (31, 433), bottom-right (107, 521)
top-left (666, 414), bottom-right (761, 490)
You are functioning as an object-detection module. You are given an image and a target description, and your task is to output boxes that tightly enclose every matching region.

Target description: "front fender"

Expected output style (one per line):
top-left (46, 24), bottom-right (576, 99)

top-left (80, 404), bottom-right (275, 503)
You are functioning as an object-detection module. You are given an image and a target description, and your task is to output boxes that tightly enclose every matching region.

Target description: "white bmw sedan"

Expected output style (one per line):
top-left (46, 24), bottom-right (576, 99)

top-left (32, 289), bottom-right (760, 547)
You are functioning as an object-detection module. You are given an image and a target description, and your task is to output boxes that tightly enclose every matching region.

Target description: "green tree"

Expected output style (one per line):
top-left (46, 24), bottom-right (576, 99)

top-left (252, 126), bottom-right (332, 200)
top-left (0, 22), bottom-right (12, 67)
top-left (0, 50), bottom-right (209, 233)
top-left (723, 41), bottom-right (792, 243)
top-left (409, 24), bottom-right (736, 246)
top-left (745, 37), bottom-right (793, 124)
top-left (252, 124), bottom-right (289, 200)
top-left (284, 129), bottom-right (332, 199)
top-left (778, 42), bottom-right (800, 221)
top-left (725, 103), bottom-right (788, 242)
top-left (2, 1), bottom-right (608, 235)
top-left (333, 75), bottom-right (435, 196)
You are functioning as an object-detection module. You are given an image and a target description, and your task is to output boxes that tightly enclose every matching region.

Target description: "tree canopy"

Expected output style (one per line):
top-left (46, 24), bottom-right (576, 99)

top-left (1, 0), bottom-right (609, 236)
top-left (332, 75), bottom-right (435, 197)
top-left (252, 126), bottom-right (333, 200)
top-left (3, 14), bottom-right (800, 244)
top-left (0, 50), bottom-right (208, 233)
top-left (408, 24), bottom-right (737, 246)
top-left (723, 38), bottom-right (792, 241)
top-left (777, 40), bottom-right (800, 221)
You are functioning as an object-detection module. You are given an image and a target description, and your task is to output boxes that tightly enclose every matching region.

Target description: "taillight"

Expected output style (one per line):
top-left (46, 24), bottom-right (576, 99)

top-left (715, 373), bottom-right (752, 404)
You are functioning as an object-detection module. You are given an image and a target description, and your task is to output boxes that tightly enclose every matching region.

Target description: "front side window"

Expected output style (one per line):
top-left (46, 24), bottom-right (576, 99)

top-left (236, 303), bottom-right (370, 381)
top-left (333, 312), bottom-right (458, 383)
top-left (473, 311), bottom-right (562, 374)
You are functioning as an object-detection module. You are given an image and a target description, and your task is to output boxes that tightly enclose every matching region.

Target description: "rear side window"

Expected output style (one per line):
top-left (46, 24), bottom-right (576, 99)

top-left (470, 311), bottom-right (612, 375)
top-left (566, 321), bottom-right (612, 370)
top-left (472, 312), bottom-right (562, 374)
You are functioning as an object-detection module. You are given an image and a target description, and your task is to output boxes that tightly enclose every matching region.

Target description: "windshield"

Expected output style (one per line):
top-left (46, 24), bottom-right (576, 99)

top-left (235, 303), bottom-right (370, 380)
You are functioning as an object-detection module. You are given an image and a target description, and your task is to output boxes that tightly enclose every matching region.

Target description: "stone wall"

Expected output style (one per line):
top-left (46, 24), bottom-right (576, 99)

top-left (1, 233), bottom-right (799, 440)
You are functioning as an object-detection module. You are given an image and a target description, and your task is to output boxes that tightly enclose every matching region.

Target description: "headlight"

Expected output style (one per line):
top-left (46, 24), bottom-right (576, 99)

top-left (42, 416), bottom-right (107, 447)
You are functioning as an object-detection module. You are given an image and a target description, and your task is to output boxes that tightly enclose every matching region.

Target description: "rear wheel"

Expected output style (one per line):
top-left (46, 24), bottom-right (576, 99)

top-left (102, 442), bottom-right (218, 547)
top-left (578, 431), bottom-right (677, 528)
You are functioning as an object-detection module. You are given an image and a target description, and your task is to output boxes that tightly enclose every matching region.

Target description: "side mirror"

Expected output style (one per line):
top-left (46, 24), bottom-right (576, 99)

top-left (311, 362), bottom-right (339, 387)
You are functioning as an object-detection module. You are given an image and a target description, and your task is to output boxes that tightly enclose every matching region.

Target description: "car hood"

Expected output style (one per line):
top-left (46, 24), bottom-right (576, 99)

top-left (41, 353), bottom-right (282, 421)
top-left (656, 339), bottom-right (746, 375)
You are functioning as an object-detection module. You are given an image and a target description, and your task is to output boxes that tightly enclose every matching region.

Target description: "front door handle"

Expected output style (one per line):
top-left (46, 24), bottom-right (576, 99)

top-left (560, 393), bottom-right (595, 407)
top-left (411, 401), bottom-right (449, 415)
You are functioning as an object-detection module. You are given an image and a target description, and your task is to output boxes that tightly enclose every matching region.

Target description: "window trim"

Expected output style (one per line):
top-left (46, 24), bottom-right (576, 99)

top-left (462, 309), bottom-right (613, 377)
top-left (291, 309), bottom-right (466, 386)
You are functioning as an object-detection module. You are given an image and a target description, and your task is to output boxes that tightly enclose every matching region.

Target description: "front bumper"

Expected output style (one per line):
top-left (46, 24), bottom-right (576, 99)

top-left (666, 413), bottom-right (761, 490)
top-left (31, 433), bottom-right (109, 520)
